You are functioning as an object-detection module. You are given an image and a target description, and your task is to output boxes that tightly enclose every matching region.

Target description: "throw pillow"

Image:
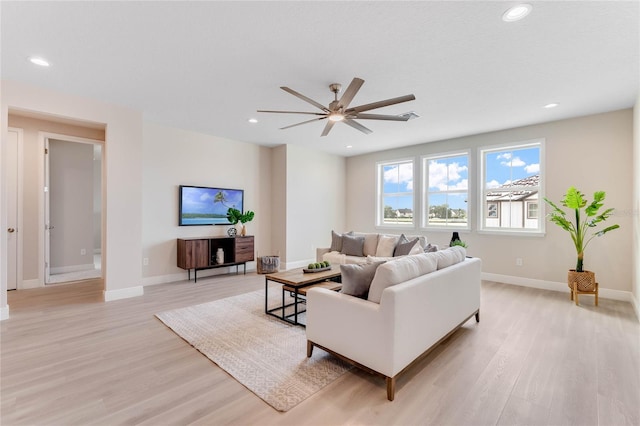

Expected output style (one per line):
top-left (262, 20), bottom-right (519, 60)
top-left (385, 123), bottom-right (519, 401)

top-left (330, 230), bottom-right (353, 252)
top-left (340, 262), bottom-right (385, 299)
top-left (375, 235), bottom-right (399, 257)
top-left (424, 243), bottom-right (438, 253)
top-left (354, 233), bottom-right (380, 257)
top-left (367, 254), bottom-right (438, 303)
top-left (341, 234), bottom-right (365, 256)
top-left (406, 235), bottom-right (428, 250)
top-left (393, 234), bottom-right (419, 256)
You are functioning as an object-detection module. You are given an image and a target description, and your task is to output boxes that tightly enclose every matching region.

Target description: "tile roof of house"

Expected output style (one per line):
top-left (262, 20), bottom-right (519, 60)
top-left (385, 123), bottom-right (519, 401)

top-left (486, 174), bottom-right (539, 201)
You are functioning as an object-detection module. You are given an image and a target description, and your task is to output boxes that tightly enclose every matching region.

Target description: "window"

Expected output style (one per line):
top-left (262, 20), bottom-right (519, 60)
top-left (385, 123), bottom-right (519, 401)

top-left (377, 160), bottom-right (414, 226)
top-left (480, 140), bottom-right (543, 233)
top-left (422, 152), bottom-right (469, 228)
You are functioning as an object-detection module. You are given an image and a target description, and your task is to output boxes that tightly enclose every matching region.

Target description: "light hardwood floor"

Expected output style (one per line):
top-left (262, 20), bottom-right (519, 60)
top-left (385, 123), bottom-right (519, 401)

top-left (2, 274), bottom-right (639, 425)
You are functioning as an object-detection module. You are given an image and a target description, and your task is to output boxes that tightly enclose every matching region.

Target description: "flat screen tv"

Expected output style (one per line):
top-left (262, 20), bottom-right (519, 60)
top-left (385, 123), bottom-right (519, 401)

top-left (179, 185), bottom-right (244, 226)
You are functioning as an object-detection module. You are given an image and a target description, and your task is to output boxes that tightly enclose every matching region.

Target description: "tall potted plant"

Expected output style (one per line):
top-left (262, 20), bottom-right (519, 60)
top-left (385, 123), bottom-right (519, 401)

top-left (227, 208), bottom-right (255, 237)
top-left (543, 187), bottom-right (619, 295)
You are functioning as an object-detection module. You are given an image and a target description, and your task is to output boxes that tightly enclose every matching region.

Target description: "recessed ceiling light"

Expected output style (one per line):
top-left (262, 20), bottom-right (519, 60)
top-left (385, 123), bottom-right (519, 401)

top-left (346, 145), bottom-right (353, 149)
top-left (248, 118), bottom-right (258, 123)
top-left (29, 56), bottom-right (50, 67)
top-left (502, 4), bottom-right (532, 22)
top-left (544, 103), bottom-right (559, 109)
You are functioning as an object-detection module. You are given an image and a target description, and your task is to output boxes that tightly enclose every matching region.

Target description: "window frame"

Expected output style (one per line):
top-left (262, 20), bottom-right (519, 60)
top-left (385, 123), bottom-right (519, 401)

top-left (376, 158), bottom-right (416, 229)
top-left (478, 139), bottom-right (545, 236)
top-left (421, 150), bottom-right (471, 231)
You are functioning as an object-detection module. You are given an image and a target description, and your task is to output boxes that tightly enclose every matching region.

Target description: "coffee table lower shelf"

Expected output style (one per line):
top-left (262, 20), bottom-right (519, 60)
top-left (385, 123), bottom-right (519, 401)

top-left (264, 268), bottom-right (342, 327)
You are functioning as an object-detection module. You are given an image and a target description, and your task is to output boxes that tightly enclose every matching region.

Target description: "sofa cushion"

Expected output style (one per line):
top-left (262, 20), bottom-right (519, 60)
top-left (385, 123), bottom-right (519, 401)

top-left (394, 234), bottom-right (419, 256)
top-left (375, 235), bottom-right (399, 257)
top-left (435, 246), bottom-right (467, 269)
top-left (367, 253), bottom-right (438, 303)
top-left (330, 230), bottom-right (354, 252)
top-left (354, 233), bottom-right (380, 257)
top-left (406, 235), bottom-right (427, 250)
top-left (323, 252), bottom-right (368, 265)
top-left (342, 234), bottom-right (365, 256)
top-left (340, 261), bottom-right (385, 299)
top-left (424, 243), bottom-right (438, 253)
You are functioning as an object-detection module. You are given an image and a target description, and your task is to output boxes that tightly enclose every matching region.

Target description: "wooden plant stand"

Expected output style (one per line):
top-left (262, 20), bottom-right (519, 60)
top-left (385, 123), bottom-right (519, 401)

top-left (571, 281), bottom-right (599, 306)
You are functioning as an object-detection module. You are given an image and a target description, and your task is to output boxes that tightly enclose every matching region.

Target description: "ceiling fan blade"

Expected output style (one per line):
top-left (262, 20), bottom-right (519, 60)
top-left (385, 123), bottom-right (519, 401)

top-left (343, 118), bottom-right (372, 135)
top-left (257, 110), bottom-right (326, 116)
top-left (280, 87), bottom-right (329, 112)
top-left (351, 113), bottom-right (410, 121)
top-left (321, 120), bottom-right (336, 137)
top-left (337, 77), bottom-right (364, 110)
top-left (346, 94), bottom-right (416, 114)
top-left (280, 116), bottom-right (327, 130)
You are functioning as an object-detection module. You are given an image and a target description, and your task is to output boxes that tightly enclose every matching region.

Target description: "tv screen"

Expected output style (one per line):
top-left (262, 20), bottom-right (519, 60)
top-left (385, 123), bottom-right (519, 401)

top-left (179, 185), bottom-right (244, 226)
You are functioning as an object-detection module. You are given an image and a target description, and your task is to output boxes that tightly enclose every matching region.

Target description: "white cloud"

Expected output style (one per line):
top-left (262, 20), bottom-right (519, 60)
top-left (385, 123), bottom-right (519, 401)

top-left (497, 153), bottom-right (512, 160)
top-left (384, 164), bottom-right (413, 190)
top-left (500, 156), bottom-right (526, 167)
top-left (525, 163), bottom-right (540, 173)
top-left (486, 179), bottom-right (501, 189)
top-left (428, 161), bottom-right (468, 191)
top-left (200, 193), bottom-right (214, 201)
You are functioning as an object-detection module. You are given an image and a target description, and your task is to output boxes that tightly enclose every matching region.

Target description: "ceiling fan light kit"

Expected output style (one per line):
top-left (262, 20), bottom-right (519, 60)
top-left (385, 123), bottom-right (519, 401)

top-left (258, 77), bottom-right (416, 136)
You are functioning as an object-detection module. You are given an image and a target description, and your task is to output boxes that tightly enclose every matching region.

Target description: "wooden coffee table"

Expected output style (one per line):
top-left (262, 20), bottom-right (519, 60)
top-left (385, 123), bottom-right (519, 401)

top-left (265, 267), bottom-right (341, 326)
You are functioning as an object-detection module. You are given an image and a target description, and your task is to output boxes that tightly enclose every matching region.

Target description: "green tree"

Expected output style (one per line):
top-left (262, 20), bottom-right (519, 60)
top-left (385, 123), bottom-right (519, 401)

top-left (384, 205), bottom-right (396, 218)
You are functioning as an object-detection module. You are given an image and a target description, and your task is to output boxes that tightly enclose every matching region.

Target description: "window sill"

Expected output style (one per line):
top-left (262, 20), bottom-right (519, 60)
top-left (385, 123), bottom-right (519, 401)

top-left (476, 229), bottom-right (545, 237)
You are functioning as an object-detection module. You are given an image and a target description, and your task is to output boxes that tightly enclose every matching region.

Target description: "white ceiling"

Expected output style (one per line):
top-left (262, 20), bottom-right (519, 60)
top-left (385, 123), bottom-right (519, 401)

top-left (2, 1), bottom-right (638, 157)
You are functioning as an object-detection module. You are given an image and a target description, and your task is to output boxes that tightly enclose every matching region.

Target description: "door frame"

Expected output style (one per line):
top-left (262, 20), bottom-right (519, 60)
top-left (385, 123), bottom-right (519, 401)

top-left (7, 128), bottom-right (24, 290)
top-left (38, 131), bottom-right (105, 286)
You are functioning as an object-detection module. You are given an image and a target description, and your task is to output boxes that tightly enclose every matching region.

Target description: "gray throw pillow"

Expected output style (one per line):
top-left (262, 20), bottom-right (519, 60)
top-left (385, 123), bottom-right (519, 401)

top-left (394, 234), bottom-right (419, 256)
top-left (340, 262), bottom-right (385, 299)
top-left (341, 234), bottom-right (365, 256)
top-left (330, 230), bottom-right (353, 252)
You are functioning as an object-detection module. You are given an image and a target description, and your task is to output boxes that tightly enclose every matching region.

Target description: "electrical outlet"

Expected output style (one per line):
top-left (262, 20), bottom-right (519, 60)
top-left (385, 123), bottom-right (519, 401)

top-left (80, 248), bottom-right (86, 255)
top-left (516, 258), bottom-right (523, 266)
top-left (143, 258), bottom-right (149, 266)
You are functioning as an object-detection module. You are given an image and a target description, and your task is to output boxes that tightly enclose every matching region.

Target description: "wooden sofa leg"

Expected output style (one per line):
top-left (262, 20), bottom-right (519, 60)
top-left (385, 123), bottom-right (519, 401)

top-left (386, 377), bottom-right (395, 401)
top-left (307, 340), bottom-right (314, 358)
top-left (475, 310), bottom-right (480, 323)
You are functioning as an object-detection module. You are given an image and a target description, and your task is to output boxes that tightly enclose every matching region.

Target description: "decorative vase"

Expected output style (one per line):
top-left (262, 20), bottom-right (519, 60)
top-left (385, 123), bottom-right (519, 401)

top-left (216, 248), bottom-right (224, 264)
top-left (240, 224), bottom-right (247, 236)
top-left (567, 269), bottom-right (596, 292)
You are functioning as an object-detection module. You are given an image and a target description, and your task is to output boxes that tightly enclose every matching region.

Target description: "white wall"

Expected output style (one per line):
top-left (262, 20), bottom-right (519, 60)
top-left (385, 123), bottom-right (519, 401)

top-left (347, 109), bottom-right (634, 296)
top-left (140, 121), bottom-right (273, 284)
top-left (271, 145), bottom-right (287, 263)
top-left (284, 144), bottom-right (346, 267)
top-left (1, 80), bottom-right (144, 303)
top-left (633, 95), bottom-right (640, 318)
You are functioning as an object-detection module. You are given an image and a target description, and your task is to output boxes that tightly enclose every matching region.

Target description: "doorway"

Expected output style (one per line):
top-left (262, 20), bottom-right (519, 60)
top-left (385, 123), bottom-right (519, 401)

top-left (44, 136), bottom-right (103, 285)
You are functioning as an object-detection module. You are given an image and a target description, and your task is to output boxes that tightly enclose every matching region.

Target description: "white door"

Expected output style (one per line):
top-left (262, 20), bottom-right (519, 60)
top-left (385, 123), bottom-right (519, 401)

top-left (7, 129), bottom-right (21, 290)
top-left (44, 138), bottom-right (51, 284)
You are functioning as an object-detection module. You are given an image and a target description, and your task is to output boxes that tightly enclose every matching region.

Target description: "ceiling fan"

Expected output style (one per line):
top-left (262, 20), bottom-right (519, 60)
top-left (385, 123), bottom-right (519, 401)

top-left (257, 77), bottom-right (416, 136)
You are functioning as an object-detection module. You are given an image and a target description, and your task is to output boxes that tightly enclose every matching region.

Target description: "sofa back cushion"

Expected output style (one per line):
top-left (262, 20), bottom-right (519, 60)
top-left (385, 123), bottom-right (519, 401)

top-left (340, 261), bottom-right (385, 299)
top-left (367, 253), bottom-right (438, 303)
top-left (435, 246), bottom-right (467, 269)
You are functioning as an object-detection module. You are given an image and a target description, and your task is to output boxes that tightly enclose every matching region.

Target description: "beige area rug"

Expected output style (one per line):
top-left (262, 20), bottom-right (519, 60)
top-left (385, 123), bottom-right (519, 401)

top-left (155, 290), bottom-right (351, 412)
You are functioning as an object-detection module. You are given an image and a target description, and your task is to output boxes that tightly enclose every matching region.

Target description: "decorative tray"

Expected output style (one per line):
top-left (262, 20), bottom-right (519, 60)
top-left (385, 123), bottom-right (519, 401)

top-left (303, 266), bottom-right (332, 273)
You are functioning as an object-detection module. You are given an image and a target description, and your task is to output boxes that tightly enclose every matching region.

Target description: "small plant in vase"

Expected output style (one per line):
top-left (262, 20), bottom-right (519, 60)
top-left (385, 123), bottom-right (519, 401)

top-left (227, 208), bottom-right (255, 237)
top-left (544, 187), bottom-right (619, 304)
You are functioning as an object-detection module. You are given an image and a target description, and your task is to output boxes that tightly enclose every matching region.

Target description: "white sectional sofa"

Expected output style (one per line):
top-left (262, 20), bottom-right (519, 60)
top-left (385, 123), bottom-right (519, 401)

top-left (306, 249), bottom-right (481, 401)
top-left (316, 231), bottom-right (437, 265)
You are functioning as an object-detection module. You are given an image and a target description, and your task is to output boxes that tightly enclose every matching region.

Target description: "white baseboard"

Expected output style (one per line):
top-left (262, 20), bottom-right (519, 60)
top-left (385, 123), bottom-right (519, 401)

top-left (482, 272), bottom-right (633, 303)
top-left (51, 263), bottom-right (94, 274)
top-left (103, 286), bottom-right (144, 301)
top-left (0, 305), bottom-right (9, 321)
top-left (20, 279), bottom-right (42, 289)
top-left (284, 259), bottom-right (315, 270)
top-left (142, 264), bottom-right (257, 287)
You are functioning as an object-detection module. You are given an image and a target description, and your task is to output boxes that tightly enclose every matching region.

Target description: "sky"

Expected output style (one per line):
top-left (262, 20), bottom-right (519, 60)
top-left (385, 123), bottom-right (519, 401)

top-left (382, 145), bottom-right (540, 211)
top-left (182, 187), bottom-right (243, 214)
